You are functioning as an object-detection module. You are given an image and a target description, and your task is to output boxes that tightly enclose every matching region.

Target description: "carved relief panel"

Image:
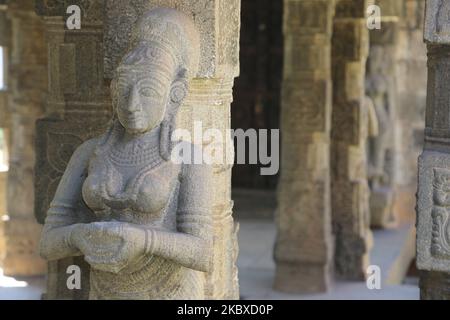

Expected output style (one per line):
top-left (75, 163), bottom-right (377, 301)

top-left (417, 152), bottom-right (450, 271)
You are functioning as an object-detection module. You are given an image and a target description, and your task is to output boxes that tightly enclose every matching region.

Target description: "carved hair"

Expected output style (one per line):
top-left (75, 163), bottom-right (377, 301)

top-left (110, 8), bottom-right (201, 160)
top-left (130, 8), bottom-right (200, 78)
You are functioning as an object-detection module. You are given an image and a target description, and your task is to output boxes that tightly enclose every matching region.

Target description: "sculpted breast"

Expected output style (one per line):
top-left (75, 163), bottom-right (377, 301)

top-left (135, 173), bottom-right (173, 213)
top-left (82, 164), bottom-right (108, 212)
top-left (82, 156), bottom-right (181, 220)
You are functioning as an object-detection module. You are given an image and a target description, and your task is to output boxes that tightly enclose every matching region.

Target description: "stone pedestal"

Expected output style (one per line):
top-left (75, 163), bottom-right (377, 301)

top-left (1, 0), bottom-right (46, 277)
top-left (331, 0), bottom-right (372, 280)
top-left (416, 0), bottom-right (450, 300)
top-left (274, 0), bottom-right (335, 294)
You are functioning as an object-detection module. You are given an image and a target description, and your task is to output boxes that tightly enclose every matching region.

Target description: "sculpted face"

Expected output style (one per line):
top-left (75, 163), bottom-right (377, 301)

top-left (113, 45), bottom-right (177, 135)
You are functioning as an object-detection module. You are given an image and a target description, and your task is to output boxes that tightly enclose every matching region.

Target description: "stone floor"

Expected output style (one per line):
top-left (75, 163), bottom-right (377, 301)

top-left (0, 219), bottom-right (419, 300)
top-left (238, 219), bottom-right (419, 300)
top-left (0, 269), bottom-right (44, 300)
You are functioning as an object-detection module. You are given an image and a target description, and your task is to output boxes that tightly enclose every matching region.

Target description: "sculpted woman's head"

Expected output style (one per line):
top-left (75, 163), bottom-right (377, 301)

top-left (111, 8), bottom-right (201, 136)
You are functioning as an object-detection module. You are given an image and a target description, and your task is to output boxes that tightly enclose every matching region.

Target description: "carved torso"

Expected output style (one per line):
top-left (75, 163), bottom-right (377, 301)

top-left (82, 125), bottom-right (181, 228)
top-left (80, 124), bottom-right (204, 299)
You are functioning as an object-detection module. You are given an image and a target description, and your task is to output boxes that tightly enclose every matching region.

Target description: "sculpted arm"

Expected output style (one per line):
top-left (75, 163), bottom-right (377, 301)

top-left (82, 163), bottom-right (214, 274)
top-left (146, 163), bottom-right (214, 272)
top-left (39, 139), bottom-right (97, 261)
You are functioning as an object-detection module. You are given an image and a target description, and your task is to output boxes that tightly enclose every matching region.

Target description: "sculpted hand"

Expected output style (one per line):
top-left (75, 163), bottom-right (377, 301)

top-left (70, 222), bottom-right (149, 274)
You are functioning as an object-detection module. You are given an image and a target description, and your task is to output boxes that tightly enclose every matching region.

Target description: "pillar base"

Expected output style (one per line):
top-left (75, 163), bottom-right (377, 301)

top-left (335, 232), bottom-right (372, 281)
top-left (420, 271), bottom-right (450, 300)
top-left (273, 262), bottom-right (332, 294)
top-left (370, 186), bottom-right (397, 229)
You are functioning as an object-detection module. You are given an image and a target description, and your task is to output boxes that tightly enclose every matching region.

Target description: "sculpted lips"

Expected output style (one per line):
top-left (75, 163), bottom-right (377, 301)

top-left (127, 116), bottom-right (140, 121)
top-left (124, 113), bottom-right (142, 122)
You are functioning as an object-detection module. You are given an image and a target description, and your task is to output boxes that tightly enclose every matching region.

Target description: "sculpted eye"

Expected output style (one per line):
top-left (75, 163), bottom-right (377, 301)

top-left (140, 87), bottom-right (159, 98)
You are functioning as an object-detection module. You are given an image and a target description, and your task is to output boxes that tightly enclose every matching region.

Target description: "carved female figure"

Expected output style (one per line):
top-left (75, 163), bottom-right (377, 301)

top-left (39, 8), bottom-right (213, 299)
top-left (366, 46), bottom-right (394, 189)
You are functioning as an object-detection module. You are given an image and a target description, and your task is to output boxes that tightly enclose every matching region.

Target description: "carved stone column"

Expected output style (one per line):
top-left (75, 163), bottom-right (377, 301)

top-left (0, 1), bottom-right (9, 269)
top-left (417, 0), bottom-right (450, 300)
top-left (366, 0), bottom-right (401, 228)
top-left (0, 0), bottom-right (46, 276)
top-left (36, 0), bottom-right (240, 299)
top-left (104, 0), bottom-right (241, 300)
top-left (35, 0), bottom-right (111, 299)
top-left (274, 0), bottom-right (335, 293)
top-left (331, 0), bottom-right (372, 280)
top-left (395, 0), bottom-right (427, 225)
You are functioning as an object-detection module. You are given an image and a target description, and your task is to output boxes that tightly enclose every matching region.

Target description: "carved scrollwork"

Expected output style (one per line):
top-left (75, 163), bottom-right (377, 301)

top-left (431, 168), bottom-right (450, 259)
top-left (47, 132), bottom-right (83, 173)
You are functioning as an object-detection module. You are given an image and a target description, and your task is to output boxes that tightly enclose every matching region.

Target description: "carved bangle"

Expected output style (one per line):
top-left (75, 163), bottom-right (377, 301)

top-left (144, 229), bottom-right (155, 255)
top-left (65, 224), bottom-right (77, 249)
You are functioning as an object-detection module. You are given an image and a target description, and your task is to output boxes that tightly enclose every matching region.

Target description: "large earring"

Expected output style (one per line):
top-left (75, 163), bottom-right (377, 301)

top-left (160, 79), bottom-right (188, 161)
top-left (170, 80), bottom-right (188, 104)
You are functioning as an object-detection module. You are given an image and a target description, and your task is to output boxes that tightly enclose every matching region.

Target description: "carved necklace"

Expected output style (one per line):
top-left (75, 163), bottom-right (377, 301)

top-left (107, 126), bottom-right (165, 167)
top-left (95, 124), bottom-right (169, 210)
top-left (109, 143), bottom-right (163, 167)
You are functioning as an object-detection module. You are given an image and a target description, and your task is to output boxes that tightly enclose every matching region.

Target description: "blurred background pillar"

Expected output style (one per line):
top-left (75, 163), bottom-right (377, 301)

top-left (365, 0), bottom-right (402, 229)
top-left (331, 0), bottom-right (372, 281)
top-left (274, 0), bottom-right (335, 293)
top-left (0, 0), bottom-right (10, 270)
top-left (1, 0), bottom-right (46, 277)
top-left (394, 0), bottom-right (427, 228)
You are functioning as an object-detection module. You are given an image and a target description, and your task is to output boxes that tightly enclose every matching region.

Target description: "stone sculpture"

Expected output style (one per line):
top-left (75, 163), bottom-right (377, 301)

top-left (366, 69), bottom-right (392, 188)
top-left (39, 8), bottom-right (214, 299)
top-left (366, 46), bottom-right (397, 228)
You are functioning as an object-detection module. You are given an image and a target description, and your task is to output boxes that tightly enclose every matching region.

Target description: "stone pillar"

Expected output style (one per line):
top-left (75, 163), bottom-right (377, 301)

top-left (35, 0), bottom-right (111, 299)
top-left (36, 0), bottom-right (240, 299)
top-left (104, 0), bottom-right (240, 300)
top-left (0, 0), bottom-right (10, 271)
top-left (331, 0), bottom-right (372, 280)
top-left (417, 0), bottom-right (450, 300)
top-left (274, 0), bottom-right (335, 293)
top-left (0, 0), bottom-right (46, 276)
top-left (366, 0), bottom-right (401, 228)
top-left (395, 0), bottom-right (427, 225)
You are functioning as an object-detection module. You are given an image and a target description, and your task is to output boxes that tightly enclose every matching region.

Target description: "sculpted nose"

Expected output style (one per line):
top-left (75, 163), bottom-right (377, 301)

top-left (127, 86), bottom-right (141, 113)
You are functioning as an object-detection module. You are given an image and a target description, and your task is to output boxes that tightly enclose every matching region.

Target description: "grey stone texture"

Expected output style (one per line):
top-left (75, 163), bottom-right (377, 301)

top-left (417, 0), bottom-right (450, 300)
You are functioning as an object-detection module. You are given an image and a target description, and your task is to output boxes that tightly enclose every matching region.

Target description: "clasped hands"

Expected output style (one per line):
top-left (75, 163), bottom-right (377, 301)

top-left (69, 221), bottom-right (152, 274)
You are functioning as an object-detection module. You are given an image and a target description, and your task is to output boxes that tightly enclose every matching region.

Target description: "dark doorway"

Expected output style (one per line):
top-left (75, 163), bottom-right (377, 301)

top-left (231, 0), bottom-right (283, 191)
